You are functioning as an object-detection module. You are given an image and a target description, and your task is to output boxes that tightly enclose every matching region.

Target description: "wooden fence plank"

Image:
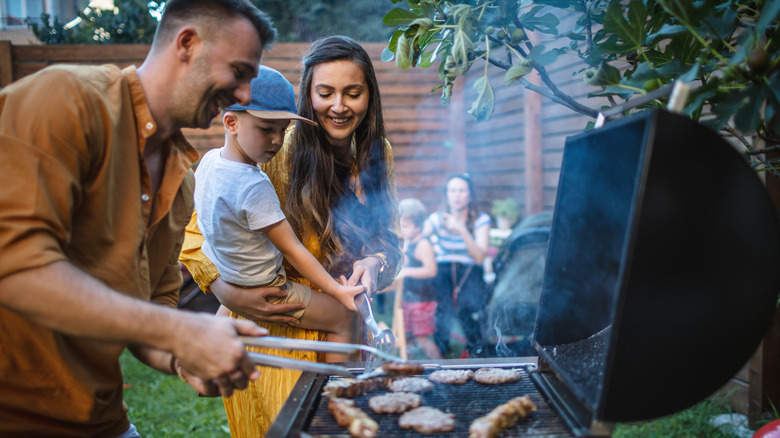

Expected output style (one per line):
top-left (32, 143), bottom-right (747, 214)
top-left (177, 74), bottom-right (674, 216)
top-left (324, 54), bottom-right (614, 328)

top-left (12, 44), bottom-right (150, 61)
top-left (0, 41), bottom-right (12, 87)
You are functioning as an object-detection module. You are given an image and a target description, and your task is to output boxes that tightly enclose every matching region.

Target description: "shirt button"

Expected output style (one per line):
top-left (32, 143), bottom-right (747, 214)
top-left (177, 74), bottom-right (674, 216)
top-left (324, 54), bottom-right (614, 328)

top-left (145, 122), bottom-right (154, 130)
top-left (141, 193), bottom-right (150, 202)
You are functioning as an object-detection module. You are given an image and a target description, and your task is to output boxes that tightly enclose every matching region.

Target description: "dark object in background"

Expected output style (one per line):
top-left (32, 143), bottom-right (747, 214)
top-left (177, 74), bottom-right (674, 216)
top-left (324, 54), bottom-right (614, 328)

top-left (178, 266), bottom-right (220, 314)
top-left (534, 109), bottom-right (780, 424)
top-left (485, 212), bottom-right (553, 357)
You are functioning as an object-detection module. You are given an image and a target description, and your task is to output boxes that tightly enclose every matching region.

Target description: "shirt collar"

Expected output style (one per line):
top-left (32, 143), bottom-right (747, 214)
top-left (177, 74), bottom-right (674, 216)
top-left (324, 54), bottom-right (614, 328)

top-left (122, 65), bottom-right (199, 166)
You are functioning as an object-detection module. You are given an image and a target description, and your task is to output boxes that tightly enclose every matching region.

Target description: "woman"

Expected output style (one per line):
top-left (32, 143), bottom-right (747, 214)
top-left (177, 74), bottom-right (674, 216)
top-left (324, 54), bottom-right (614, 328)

top-left (179, 36), bottom-right (402, 436)
top-left (423, 174), bottom-right (491, 358)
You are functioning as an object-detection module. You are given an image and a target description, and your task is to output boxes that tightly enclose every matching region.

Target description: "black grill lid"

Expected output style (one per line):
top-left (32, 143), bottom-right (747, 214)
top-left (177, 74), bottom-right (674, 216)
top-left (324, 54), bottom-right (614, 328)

top-left (535, 109), bottom-right (780, 422)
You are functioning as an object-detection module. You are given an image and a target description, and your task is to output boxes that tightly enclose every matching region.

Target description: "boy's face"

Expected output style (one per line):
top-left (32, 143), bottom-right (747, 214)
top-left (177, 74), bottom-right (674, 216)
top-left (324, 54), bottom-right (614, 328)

top-left (230, 114), bottom-right (290, 165)
top-left (400, 216), bottom-right (420, 241)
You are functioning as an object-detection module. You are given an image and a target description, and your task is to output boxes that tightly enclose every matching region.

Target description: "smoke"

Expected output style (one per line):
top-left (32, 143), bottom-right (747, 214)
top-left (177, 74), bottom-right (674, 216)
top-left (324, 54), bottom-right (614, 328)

top-left (492, 318), bottom-right (514, 358)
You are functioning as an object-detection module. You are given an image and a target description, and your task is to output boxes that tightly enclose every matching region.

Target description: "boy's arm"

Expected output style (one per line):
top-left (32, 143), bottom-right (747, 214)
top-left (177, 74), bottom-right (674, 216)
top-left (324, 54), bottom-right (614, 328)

top-left (263, 219), bottom-right (362, 311)
top-left (399, 239), bottom-right (438, 280)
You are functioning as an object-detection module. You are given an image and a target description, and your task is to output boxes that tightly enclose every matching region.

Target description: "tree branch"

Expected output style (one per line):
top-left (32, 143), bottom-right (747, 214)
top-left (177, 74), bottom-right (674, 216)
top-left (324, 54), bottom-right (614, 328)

top-left (723, 124), bottom-right (780, 179)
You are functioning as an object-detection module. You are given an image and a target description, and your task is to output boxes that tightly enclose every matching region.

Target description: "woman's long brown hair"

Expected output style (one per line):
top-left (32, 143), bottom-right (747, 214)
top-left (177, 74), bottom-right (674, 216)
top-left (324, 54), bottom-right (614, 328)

top-left (286, 36), bottom-right (401, 276)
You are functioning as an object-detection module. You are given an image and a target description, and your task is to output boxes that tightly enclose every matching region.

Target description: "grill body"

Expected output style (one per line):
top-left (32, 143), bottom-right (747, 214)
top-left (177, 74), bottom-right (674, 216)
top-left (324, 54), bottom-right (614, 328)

top-left (268, 109), bottom-right (780, 437)
top-left (269, 361), bottom-right (573, 438)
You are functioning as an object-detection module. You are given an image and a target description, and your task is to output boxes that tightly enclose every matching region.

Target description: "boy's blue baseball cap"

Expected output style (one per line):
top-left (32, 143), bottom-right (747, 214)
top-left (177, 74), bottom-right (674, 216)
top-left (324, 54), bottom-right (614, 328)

top-left (225, 65), bottom-right (317, 126)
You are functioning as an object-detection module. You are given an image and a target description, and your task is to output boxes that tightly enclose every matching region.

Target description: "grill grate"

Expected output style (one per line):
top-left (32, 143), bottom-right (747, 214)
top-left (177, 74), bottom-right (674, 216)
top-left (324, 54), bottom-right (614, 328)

top-left (305, 365), bottom-right (572, 437)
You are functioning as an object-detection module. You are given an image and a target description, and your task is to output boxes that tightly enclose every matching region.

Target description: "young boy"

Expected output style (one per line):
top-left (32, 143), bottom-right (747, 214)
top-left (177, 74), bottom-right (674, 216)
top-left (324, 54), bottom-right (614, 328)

top-left (397, 198), bottom-right (441, 359)
top-left (194, 66), bottom-right (363, 362)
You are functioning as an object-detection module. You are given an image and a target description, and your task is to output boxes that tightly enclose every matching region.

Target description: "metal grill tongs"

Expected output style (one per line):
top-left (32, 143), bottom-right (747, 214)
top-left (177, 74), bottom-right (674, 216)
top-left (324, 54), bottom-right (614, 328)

top-left (239, 336), bottom-right (403, 379)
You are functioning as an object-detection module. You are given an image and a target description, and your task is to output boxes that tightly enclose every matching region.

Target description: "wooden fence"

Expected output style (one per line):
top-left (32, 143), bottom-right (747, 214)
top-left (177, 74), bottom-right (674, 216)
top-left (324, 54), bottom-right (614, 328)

top-left (0, 40), bottom-right (587, 219)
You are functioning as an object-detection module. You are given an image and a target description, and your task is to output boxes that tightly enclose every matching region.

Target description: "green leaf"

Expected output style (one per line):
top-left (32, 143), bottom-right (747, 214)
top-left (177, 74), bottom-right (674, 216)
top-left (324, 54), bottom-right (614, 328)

top-left (505, 61), bottom-right (533, 85)
top-left (527, 44), bottom-right (559, 66)
top-left (602, 0), bottom-right (647, 54)
top-left (468, 76), bottom-right (495, 121)
top-left (665, 33), bottom-right (703, 65)
top-left (409, 18), bottom-right (433, 34)
top-left (643, 48), bottom-right (673, 67)
top-left (646, 24), bottom-right (688, 46)
top-left (418, 48), bottom-right (437, 68)
top-left (382, 46), bottom-right (395, 62)
top-left (519, 6), bottom-right (560, 35)
top-left (387, 29), bottom-right (404, 53)
top-left (396, 34), bottom-right (411, 69)
top-left (678, 62), bottom-right (700, 83)
top-left (733, 85), bottom-right (765, 134)
top-left (583, 61), bottom-right (622, 86)
top-left (694, 6), bottom-right (737, 42)
top-left (451, 28), bottom-right (474, 75)
top-left (755, 0), bottom-right (780, 36)
top-left (655, 59), bottom-right (693, 78)
top-left (382, 7), bottom-right (420, 27)
top-left (768, 72), bottom-right (780, 108)
top-left (531, 0), bottom-right (580, 8)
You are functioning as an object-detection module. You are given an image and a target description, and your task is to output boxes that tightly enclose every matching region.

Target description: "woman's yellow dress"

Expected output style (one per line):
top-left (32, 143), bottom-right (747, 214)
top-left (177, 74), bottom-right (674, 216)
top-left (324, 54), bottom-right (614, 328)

top-left (179, 133), bottom-right (400, 437)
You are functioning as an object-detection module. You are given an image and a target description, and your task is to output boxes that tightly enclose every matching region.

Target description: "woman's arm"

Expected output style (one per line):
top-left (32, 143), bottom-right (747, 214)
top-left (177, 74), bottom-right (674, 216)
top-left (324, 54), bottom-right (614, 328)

top-left (179, 212), bottom-right (304, 324)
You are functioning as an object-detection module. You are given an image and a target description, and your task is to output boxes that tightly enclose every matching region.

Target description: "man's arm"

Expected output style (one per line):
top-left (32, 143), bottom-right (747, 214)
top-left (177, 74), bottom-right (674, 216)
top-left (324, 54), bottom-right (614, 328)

top-left (0, 260), bottom-right (265, 396)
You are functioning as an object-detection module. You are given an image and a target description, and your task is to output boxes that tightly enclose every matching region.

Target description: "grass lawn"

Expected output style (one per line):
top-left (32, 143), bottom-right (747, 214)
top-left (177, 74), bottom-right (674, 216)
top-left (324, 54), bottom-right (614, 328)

top-left (613, 398), bottom-right (747, 438)
top-left (120, 351), bottom-right (230, 437)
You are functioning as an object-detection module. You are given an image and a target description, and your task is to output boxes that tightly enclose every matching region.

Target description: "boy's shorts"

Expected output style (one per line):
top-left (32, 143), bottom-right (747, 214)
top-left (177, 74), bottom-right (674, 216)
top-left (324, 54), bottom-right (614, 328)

top-left (260, 273), bottom-right (312, 320)
top-left (403, 301), bottom-right (437, 337)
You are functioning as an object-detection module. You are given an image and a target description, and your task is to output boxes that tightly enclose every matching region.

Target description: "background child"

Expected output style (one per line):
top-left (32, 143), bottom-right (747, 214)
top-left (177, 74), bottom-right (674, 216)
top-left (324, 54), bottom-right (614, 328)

top-left (194, 66), bottom-right (363, 362)
top-left (397, 198), bottom-right (441, 359)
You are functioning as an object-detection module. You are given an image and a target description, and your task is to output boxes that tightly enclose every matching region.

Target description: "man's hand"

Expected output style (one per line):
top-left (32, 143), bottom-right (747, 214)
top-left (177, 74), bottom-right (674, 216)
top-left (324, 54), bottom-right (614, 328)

top-left (210, 277), bottom-right (303, 325)
top-left (170, 313), bottom-right (266, 397)
top-left (179, 365), bottom-right (252, 398)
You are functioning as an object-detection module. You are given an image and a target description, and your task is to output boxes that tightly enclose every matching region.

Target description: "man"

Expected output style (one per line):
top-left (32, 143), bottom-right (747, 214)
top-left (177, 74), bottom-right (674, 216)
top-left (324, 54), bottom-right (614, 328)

top-left (0, 0), bottom-right (276, 436)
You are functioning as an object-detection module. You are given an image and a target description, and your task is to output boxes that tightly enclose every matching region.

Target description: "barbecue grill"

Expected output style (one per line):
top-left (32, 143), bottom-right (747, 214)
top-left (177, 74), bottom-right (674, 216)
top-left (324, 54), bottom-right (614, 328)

top-left (268, 109), bottom-right (780, 437)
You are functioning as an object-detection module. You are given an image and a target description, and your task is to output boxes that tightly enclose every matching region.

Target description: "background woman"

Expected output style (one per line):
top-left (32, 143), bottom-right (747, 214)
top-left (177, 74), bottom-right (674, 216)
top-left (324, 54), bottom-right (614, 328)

top-left (423, 173), bottom-right (491, 358)
top-left (179, 35), bottom-right (402, 436)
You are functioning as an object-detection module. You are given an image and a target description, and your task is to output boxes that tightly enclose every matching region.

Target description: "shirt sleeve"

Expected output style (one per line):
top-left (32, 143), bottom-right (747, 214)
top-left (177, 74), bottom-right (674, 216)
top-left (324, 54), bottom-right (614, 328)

top-left (179, 211), bottom-right (221, 292)
top-left (0, 70), bottom-right (92, 279)
top-left (243, 177), bottom-right (285, 231)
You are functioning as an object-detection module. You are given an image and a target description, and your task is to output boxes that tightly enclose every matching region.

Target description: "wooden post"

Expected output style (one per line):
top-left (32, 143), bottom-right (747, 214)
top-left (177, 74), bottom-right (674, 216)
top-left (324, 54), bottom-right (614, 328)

top-left (749, 143), bottom-right (780, 423)
top-left (450, 79), bottom-right (467, 175)
top-left (523, 41), bottom-right (544, 215)
top-left (0, 41), bottom-right (13, 87)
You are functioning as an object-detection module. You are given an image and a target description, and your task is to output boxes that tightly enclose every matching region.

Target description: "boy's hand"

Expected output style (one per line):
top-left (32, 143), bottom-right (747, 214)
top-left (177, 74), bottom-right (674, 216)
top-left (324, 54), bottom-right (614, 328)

top-left (332, 275), bottom-right (364, 311)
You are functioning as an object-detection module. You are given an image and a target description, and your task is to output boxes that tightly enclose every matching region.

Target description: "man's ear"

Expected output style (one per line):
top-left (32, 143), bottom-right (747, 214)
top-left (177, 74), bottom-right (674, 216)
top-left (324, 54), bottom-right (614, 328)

top-left (174, 26), bottom-right (200, 62)
top-left (223, 112), bottom-right (240, 135)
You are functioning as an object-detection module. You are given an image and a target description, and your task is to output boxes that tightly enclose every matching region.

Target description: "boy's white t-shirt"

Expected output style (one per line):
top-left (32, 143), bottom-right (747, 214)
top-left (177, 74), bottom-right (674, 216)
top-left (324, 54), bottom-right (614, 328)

top-left (194, 148), bottom-right (287, 286)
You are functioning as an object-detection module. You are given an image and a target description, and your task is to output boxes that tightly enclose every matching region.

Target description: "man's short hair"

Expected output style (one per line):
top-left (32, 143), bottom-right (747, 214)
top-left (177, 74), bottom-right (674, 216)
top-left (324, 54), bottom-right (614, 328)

top-left (399, 198), bottom-right (428, 228)
top-left (152, 0), bottom-right (276, 51)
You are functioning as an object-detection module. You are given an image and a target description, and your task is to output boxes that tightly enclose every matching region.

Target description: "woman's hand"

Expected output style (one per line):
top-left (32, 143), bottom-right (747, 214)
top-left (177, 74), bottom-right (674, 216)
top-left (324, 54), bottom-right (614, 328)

top-left (210, 277), bottom-right (303, 326)
top-left (347, 256), bottom-right (383, 296)
top-left (441, 213), bottom-right (469, 236)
